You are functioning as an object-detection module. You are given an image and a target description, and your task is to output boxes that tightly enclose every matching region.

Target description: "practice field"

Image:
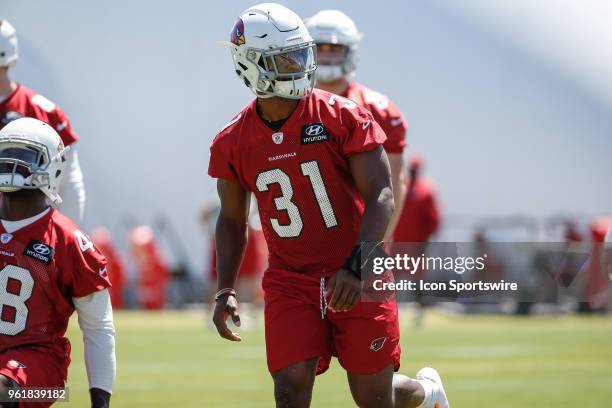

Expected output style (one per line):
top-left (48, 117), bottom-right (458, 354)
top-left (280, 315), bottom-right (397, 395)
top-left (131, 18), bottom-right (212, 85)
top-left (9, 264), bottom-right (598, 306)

top-left (62, 309), bottom-right (612, 407)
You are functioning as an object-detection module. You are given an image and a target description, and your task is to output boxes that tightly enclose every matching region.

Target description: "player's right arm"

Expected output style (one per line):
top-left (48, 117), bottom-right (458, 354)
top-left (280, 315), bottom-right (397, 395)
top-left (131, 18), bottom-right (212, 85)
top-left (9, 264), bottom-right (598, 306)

top-left (212, 178), bottom-right (250, 342)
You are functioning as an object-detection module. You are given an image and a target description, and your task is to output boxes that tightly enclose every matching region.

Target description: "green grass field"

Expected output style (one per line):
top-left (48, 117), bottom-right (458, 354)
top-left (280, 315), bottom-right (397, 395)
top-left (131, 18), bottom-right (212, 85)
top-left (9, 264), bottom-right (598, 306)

top-left (61, 309), bottom-right (612, 407)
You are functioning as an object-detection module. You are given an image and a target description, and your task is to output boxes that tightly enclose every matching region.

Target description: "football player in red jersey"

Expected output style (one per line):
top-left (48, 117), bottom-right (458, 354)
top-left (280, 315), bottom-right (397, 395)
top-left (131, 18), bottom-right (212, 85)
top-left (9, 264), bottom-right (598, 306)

top-left (0, 19), bottom-right (86, 222)
top-left (305, 10), bottom-right (408, 239)
top-left (209, 4), bottom-right (449, 408)
top-left (0, 118), bottom-right (115, 408)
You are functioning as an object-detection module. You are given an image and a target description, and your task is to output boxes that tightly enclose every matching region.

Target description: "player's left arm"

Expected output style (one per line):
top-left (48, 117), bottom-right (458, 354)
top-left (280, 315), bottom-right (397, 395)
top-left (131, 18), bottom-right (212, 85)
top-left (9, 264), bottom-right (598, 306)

top-left (73, 289), bottom-right (116, 408)
top-left (326, 146), bottom-right (394, 312)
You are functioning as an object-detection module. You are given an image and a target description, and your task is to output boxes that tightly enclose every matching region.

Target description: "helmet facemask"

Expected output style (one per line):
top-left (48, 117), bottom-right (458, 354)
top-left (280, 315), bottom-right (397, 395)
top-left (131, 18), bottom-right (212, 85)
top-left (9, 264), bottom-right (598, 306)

top-left (234, 41), bottom-right (317, 100)
top-left (0, 137), bottom-right (67, 206)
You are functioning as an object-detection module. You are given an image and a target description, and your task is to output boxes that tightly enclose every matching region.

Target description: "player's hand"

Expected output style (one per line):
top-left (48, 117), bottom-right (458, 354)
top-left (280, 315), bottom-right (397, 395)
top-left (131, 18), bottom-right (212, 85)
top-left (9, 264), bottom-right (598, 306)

top-left (212, 294), bottom-right (242, 342)
top-left (325, 269), bottom-right (361, 312)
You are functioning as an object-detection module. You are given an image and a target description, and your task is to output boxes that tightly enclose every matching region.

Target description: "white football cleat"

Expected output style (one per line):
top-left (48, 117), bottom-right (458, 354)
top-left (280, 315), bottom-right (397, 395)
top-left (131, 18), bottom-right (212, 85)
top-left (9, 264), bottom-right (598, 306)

top-left (416, 367), bottom-right (450, 408)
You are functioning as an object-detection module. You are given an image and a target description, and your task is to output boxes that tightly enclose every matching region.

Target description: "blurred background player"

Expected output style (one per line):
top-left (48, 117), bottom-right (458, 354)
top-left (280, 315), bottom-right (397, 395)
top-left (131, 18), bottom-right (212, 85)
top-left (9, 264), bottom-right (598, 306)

top-left (605, 224), bottom-right (612, 277)
top-left (0, 118), bottom-right (115, 408)
top-left (210, 4), bottom-right (448, 408)
top-left (91, 227), bottom-right (126, 309)
top-left (582, 217), bottom-right (612, 313)
top-left (129, 225), bottom-right (169, 310)
top-left (305, 10), bottom-right (408, 239)
top-left (0, 19), bottom-right (86, 222)
top-left (393, 155), bottom-right (440, 245)
top-left (392, 155), bottom-right (440, 323)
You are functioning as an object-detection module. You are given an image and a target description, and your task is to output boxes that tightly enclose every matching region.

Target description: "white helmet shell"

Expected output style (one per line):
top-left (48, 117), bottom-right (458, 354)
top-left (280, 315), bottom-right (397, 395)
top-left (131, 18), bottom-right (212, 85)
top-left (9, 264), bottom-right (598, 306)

top-left (0, 117), bottom-right (68, 206)
top-left (0, 19), bottom-right (18, 68)
top-left (305, 10), bottom-right (363, 82)
top-left (229, 3), bottom-right (316, 99)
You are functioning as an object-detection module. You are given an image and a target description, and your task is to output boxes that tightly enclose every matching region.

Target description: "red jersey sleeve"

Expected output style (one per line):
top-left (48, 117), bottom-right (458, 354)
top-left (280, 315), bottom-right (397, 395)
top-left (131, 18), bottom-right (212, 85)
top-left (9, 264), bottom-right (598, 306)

top-left (378, 101), bottom-right (407, 154)
top-left (345, 83), bottom-right (407, 154)
top-left (208, 111), bottom-right (245, 181)
top-left (68, 230), bottom-right (111, 298)
top-left (49, 107), bottom-right (79, 146)
top-left (29, 92), bottom-right (79, 146)
top-left (338, 99), bottom-right (387, 156)
top-left (208, 135), bottom-right (239, 181)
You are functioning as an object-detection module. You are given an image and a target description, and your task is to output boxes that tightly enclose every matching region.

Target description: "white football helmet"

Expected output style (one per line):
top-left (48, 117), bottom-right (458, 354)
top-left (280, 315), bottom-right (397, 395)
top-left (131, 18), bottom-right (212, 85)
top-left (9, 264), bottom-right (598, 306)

top-left (305, 10), bottom-right (363, 82)
top-left (229, 3), bottom-right (316, 99)
top-left (0, 117), bottom-right (68, 206)
top-left (0, 19), bottom-right (18, 68)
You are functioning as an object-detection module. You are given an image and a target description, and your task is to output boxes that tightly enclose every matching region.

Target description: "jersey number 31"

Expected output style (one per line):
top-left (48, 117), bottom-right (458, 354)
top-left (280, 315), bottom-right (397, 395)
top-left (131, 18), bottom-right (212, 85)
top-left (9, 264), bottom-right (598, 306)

top-left (256, 161), bottom-right (338, 238)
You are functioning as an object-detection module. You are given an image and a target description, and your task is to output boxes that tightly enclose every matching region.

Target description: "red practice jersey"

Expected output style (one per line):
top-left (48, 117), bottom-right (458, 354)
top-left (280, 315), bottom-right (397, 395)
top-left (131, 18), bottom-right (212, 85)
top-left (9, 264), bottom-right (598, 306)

top-left (393, 176), bottom-right (440, 243)
top-left (209, 89), bottom-right (387, 275)
top-left (343, 82), bottom-right (407, 154)
top-left (0, 208), bottom-right (109, 360)
top-left (0, 83), bottom-right (79, 146)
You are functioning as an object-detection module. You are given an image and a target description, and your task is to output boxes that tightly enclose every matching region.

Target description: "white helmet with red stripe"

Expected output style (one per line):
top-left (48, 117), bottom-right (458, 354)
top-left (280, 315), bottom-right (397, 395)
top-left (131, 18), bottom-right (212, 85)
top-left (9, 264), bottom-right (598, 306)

top-left (0, 19), bottom-right (18, 68)
top-left (229, 3), bottom-right (316, 99)
top-left (0, 117), bottom-right (68, 206)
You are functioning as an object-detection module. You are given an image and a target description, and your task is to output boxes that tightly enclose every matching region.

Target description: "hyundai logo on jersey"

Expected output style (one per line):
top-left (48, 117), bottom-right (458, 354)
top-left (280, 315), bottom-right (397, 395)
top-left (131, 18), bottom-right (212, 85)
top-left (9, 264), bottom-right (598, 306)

top-left (301, 123), bottom-right (328, 144)
top-left (24, 240), bottom-right (55, 264)
top-left (33, 243), bottom-right (51, 255)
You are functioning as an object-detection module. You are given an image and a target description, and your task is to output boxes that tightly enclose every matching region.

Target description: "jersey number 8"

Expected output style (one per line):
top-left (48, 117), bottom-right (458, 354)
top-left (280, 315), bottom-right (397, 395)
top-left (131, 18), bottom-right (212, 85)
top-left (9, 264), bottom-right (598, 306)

top-left (0, 265), bottom-right (34, 336)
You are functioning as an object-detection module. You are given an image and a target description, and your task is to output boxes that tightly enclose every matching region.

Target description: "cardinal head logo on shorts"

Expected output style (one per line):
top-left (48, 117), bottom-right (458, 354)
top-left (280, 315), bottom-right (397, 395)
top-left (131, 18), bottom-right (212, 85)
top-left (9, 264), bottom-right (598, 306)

top-left (370, 337), bottom-right (387, 352)
top-left (7, 360), bottom-right (26, 369)
top-left (272, 132), bottom-right (284, 144)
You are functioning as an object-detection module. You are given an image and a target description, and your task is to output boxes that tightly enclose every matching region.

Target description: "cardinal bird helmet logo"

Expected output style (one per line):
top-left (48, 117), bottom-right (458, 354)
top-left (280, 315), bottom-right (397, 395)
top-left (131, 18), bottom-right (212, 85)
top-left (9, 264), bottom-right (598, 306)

top-left (231, 18), bottom-right (245, 46)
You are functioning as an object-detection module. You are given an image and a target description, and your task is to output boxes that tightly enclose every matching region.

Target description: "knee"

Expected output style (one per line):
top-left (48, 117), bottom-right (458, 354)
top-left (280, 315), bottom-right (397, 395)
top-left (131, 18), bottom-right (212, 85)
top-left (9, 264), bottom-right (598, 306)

top-left (273, 367), bottom-right (314, 395)
top-left (272, 360), bottom-right (317, 406)
top-left (392, 374), bottom-right (423, 407)
top-left (351, 388), bottom-right (393, 408)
